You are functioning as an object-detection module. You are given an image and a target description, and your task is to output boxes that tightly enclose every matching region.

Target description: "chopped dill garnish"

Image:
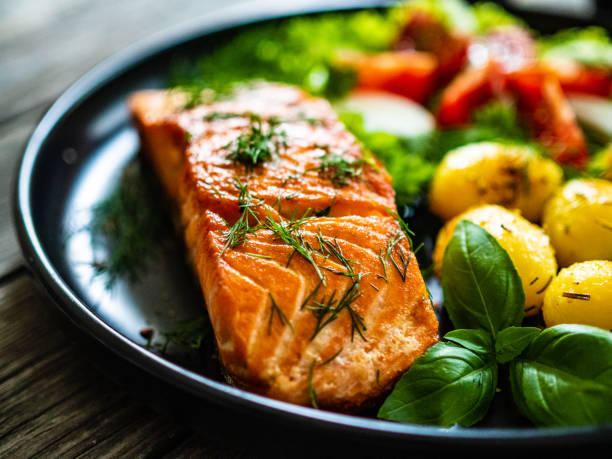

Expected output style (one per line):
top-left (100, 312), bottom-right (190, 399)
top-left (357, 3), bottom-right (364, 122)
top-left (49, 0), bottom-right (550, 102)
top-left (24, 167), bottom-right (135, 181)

top-left (308, 360), bottom-right (319, 409)
top-left (221, 178), bottom-right (263, 255)
top-left (315, 230), bottom-right (359, 277)
top-left (386, 209), bottom-right (416, 248)
top-left (203, 112), bottom-right (247, 121)
top-left (285, 249), bottom-right (296, 267)
top-left (267, 293), bottom-right (294, 334)
top-left (384, 231), bottom-right (411, 282)
top-left (378, 248), bottom-right (388, 283)
top-left (161, 316), bottom-right (211, 353)
top-left (301, 280), bottom-right (323, 310)
top-left (308, 150), bottom-right (365, 187)
top-left (370, 282), bottom-right (379, 291)
top-left (309, 276), bottom-right (366, 342)
top-left (284, 192), bottom-right (300, 200)
top-left (377, 210), bottom-right (418, 282)
top-left (314, 197), bottom-right (336, 217)
top-left (89, 161), bottom-right (173, 287)
top-left (281, 174), bottom-right (301, 187)
top-left (262, 209), bottom-right (325, 284)
top-left (225, 114), bottom-right (286, 171)
top-left (242, 252), bottom-right (273, 259)
top-left (320, 348), bottom-right (343, 366)
top-left (307, 348), bottom-right (344, 408)
top-left (562, 292), bottom-right (591, 301)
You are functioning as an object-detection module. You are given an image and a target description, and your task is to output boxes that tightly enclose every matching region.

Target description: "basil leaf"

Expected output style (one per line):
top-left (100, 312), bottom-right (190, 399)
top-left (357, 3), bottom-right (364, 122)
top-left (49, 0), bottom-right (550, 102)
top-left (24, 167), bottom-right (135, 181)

top-left (445, 329), bottom-right (494, 356)
top-left (378, 342), bottom-right (497, 427)
top-left (495, 327), bottom-right (541, 364)
top-left (510, 324), bottom-right (612, 426)
top-left (441, 220), bottom-right (525, 337)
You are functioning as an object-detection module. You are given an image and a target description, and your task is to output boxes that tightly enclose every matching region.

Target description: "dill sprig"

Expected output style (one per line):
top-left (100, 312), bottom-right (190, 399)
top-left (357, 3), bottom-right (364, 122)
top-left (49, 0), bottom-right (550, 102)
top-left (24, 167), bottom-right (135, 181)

top-left (308, 276), bottom-right (366, 342)
top-left (307, 347), bottom-right (344, 409)
top-left (90, 162), bottom-right (172, 287)
top-left (320, 348), bottom-right (343, 366)
top-left (378, 210), bottom-right (419, 282)
top-left (161, 316), bottom-right (211, 353)
top-left (301, 281), bottom-right (323, 310)
top-left (225, 114), bottom-right (286, 171)
top-left (203, 112), bottom-right (247, 121)
top-left (308, 360), bottom-right (319, 409)
top-left (384, 231), bottom-right (411, 282)
top-left (315, 229), bottom-right (359, 277)
top-left (378, 248), bottom-right (388, 283)
top-left (221, 178), bottom-right (263, 255)
top-left (261, 209), bottom-right (325, 285)
top-left (267, 293), bottom-right (294, 334)
top-left (308, 149), bottom-right (365, 187)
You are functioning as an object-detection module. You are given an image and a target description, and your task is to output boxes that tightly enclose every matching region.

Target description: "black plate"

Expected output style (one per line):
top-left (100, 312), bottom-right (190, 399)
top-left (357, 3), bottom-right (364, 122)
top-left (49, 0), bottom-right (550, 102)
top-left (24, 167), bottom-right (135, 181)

top-left (13, 0), bottom-right (612, 450)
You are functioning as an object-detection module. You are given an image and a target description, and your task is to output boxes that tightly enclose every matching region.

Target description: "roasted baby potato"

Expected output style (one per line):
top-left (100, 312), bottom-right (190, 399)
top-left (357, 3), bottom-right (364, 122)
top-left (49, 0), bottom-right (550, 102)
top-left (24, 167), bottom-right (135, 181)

top-left (429, 142), bottom-right (563, 222)
top-left (543, 260), bottom-right (612, 330)
top-left (542, 178), bottom-right (612, 267)
top-left (433, 205), bottom-right (557, 317)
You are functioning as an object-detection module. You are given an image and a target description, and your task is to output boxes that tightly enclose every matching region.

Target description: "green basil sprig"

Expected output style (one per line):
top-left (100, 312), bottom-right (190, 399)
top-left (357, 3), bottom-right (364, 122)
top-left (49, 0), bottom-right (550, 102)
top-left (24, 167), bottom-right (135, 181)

top-left (510, 324), bottom-right (612, 426)
top-left (378, 340), bottom-right (497, 427)
top-left (441, 220), bottom-right (524, 337)
top-left (378, 220), bottom-right (612, 428)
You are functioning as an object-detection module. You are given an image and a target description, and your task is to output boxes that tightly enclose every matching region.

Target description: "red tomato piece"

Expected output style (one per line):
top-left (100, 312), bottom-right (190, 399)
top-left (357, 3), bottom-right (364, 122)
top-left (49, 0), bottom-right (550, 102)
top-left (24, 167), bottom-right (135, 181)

top-left (543, 59), bottom-right (612, 97)
top-left (508, 68), bottom-right (589, 168)
top-left (394, 11), bottom-right (468, 84)
top-left (436, 62), bottom-right (506, 126)
top-left (336, 50), bottom-right (438, 104)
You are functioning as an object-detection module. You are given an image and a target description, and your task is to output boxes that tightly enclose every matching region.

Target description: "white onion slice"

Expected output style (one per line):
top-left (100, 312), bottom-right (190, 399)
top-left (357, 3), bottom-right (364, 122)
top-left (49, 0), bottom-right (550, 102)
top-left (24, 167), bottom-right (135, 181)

top-left (335, 90), bottom-right (435, 138)
top-left (568, 94), bottom-right (612, 140)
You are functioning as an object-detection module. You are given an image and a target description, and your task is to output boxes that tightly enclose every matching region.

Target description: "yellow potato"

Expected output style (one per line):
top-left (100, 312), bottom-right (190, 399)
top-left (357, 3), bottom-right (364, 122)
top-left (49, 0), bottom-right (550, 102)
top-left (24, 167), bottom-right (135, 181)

top-left (542, 178), bottom-right (612, 267)
top-left (433, 205), bottom-right (557, 317)
top-left (543, 260), bottom-right (612, 330)
top-left (429, 142), bottom-right (563, 222)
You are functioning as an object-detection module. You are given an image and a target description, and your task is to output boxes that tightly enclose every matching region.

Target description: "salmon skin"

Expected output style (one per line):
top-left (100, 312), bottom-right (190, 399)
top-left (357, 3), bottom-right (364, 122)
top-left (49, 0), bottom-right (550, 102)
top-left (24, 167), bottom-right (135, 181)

top-left (129, 83), bottom-right (438, 411)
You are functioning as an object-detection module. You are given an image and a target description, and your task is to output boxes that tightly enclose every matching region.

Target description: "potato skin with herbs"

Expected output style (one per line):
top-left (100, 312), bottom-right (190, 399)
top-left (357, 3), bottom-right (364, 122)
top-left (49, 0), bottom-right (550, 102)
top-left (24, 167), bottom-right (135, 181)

top-left (429, 142), bottom-right (563, 222)
top-left (543, 261), bottom-right (612, 330)
top-left (433, 205), bottom-right (557, 316)
top-left (542, 178), bottom-right (612, 267)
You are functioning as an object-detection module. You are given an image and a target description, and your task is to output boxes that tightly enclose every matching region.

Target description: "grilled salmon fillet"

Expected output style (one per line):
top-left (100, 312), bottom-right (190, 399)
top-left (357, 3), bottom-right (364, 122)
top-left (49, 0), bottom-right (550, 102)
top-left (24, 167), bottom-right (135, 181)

top-left (129, 83), bottom-right (438, 411)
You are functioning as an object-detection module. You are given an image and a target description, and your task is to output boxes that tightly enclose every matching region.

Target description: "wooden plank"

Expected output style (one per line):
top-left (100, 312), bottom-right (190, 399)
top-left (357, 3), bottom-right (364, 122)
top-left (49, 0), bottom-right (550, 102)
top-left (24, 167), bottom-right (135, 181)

top-left (74, 415), bottom-right (190, 458)
top-left (0, 0), bottom-right (244, 122)
top-left (0, 107), bottom-right (47, 277)
top-left (0, 274), bottom-right (190, 457)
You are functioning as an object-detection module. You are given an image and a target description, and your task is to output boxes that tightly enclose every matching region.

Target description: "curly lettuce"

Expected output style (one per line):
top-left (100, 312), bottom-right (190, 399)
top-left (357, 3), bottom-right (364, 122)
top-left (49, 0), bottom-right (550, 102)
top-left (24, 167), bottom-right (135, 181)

top-left (171, 11), bottom-right (399, 99)
top-left (539, 27), bottom-right (612, 68)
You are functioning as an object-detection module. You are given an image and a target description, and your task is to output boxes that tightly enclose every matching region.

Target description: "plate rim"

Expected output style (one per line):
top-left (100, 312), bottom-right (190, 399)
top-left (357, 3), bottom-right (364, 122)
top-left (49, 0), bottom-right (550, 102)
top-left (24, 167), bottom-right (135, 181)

top-left (12, 0), bottom-right (612, 446)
